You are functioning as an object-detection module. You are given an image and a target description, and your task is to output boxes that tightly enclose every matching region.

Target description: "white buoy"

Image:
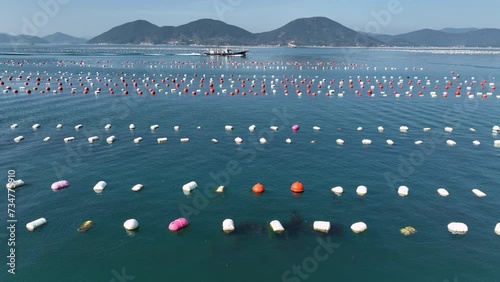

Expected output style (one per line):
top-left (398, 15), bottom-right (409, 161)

top-left (400, 126), bottom-right (409, 133)
top-left (377, 126), bottom-right (384, 132)
top-left (495, 223), bottom-right (500, 235)
top-left (123, 219), bottom-right (139, 231)
top-left (444, 127), bottom-right (453, 133)
top-left (473, 140), bottom-right (481, 146)
top-left (234, 137), bottom-right (243, 144)
top-left (472, 189), bottom-right (486, 197)
top-left (75, 124), bottom-right (83, 130)
top-left (93, 181), bottom-right (107, 193)
top-left (88, 136), bottom-right (99, 143)
top-left (356, 185), bottom-right (367, 196)
top-left (494, 140), bottom-right (500, 147)
top-left (447, 222), bottom-right (468, 235)
top-left (64, 137), bottom-right (75, 143)
top-left (313, 126), bottom-right (321, 131)
top-left (357, 127), bottom-right (363, 131)
top-left (259, 138), bottom-right (267, 144)
top-left (26, 218), bottom-right (47, 231)
top-left (32, 123), bottom-right (40, 130)
top-left (362, 139), bottom-right (372, 145)
top-left (180, 138), bottom-right (189, 143)
top-left (249, 125), bottom-right (256, 132)
top-left (398, 186), bottom-right (409, 197)
top-left (415, 140), bottom-right (423, 145)
top-left (437, 188), bottom-right (449, 197)
top-left (182, 181), bottom-right (198, 192)
top-left (14, 136), bottom-right (24, 142)
top-left (423, 128), bottom-right (431, 132)
top-left (211, 138), bottom-right (219, 143)
top-left (174, 125), bottom-right (180, 131)
top-left (6, 179), bottom-right (25, 190)
top-left (131, 184), bottom-right (143, 192)
top-left (104, 124), bottom-right (112, 130)
top-left (270, 126), bottom-right (279, 131)
top-left (222, 219), bottom-right (235, 233)
top-left (225, 125), bottom-right (233, 131)
top-left (106, 136), bottom-right (116, 144)
top-left (150, 124), bottom-right (159, 131)
top-left (129, 124), bottom-right (135, 130)
top-left (470, 128), bottom-right (476, 132)
top-left (10, 124), bottom-right (18, 129)
top-left (134, 137), bottom-right (143, 144)
top-left (351, 222), bottom-right (367, 233)
top-left (216, 186), bottom-right (225, 193)
top-left (331, 186), bottom-right (343, 196)
top-left (446, 140), bottom-right (457, 146)
top-left (386, 139), bottom-right (394, 145)
top-left (43, 137), bottom-right (51, 142)
top-left (270, 220), bottom-right (285, 233)
top-left (336, 139), bottom-right (344, 145)
top-left (157, 137), bottom-right (168, 143)
top-left (285, 138), bottom-right (292, 144)
top-left (313, 221), bottom-right (331, 233)
top-left (56, 124), bottom-right (63, 129)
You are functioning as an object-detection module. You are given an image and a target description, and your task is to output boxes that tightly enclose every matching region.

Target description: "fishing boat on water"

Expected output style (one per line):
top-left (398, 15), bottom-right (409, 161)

top-left (204, 47), bottom-right (248, 57)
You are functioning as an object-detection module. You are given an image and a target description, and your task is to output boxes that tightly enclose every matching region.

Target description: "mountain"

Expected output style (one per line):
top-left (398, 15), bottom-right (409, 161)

top-left (256, 17), bottom-right (380, 46)
top-left (0, 33), bottom-right (48, 44)
top-left (43, 32), bottom-right (87, 44)
top-left (88, 17), bottom-right (379, 46)
top-left (440, 28), bottom-right (479, 34)
top-left (371, 28), bottom-right (500, 47)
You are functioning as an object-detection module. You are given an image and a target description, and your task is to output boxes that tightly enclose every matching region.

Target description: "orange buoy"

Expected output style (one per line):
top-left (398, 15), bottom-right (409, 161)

top-left (290, 181), bottom-right (304, 193)
top-left (252, 183), bottom-right (265, 193)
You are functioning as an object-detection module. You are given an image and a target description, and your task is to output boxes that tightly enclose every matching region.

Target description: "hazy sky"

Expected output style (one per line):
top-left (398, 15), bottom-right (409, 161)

top-left (1, 0), bottom-right (498, 38)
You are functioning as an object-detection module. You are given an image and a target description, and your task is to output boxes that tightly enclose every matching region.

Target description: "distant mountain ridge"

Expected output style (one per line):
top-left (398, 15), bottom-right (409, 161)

top-left (0, 33), bottom-right (48, 44)
top-left (43, 32), bottom-right (87, 44)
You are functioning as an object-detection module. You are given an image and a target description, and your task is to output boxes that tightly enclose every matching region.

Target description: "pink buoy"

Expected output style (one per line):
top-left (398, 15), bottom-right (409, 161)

top-left (292, 125), bottom-right (300, 131)
top-left (51, 180), bottom-right (70, 191)
top-left (169, 218), bottom-right (188, 231)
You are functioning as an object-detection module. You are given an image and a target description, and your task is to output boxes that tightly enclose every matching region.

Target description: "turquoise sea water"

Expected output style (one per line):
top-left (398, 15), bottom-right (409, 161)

top-left (0, 45), bottom-right (500, 282)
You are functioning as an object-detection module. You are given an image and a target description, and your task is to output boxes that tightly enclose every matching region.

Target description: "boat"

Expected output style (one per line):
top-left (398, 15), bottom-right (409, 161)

top-left (204, 47), bottom-right (248, 57)
top-left (77, 220), bottom-right (94, 232)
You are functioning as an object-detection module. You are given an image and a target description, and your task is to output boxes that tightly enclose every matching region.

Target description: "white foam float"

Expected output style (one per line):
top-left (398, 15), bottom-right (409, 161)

top-left (336, 139), bottom-right (344, 145)
top-left (444, 127), bottom-right (453, 133)
top-left (134, 137), bottom-right (143, 144)
top-left (259, 138), bottom-right (267, 144)
top-left (447, 222), bottom-right (468, 235)
top-left (222, 219), bottom-right (235, 233)
top-left (174, 125), bottom-right (180, 131)
top-left (472, 189), bottom-right (486, 197)
top-left (6, 179), bottom-right (25, 190)
top-left (14, 136), bottom-right (24, 142)
top-left (180, 138), bottom-right (189, 143)
top-left (494, 140), bottom-right (500, 147)
top-left (331, 186), bottom-right (343, 196)
top-left (129, 124), bottom-right (135, 130)
top-left (377, 126), bottom-right (384, 132)
top-left (88, 136), bottom-right (99, 143)
top-left (386, 139), bottom-right (394, 145)
top-left (313, 221), bottom-right (331, 233)
top-left (216, 186), bottom-right (225, 193)
top-left (351, 222), bottom-right (367, 233)
top-left (10, 124), bottom-right (18, 129)
top-left (356, 185), bottom-right (367, 196)
top-left (415, 140), bottom-right (423, 145)
top-left (43, 137), bottom-right (51, 142)
top-left (234, 137), bottom-right (243, 144)
top-left (75, 124), bottom-right (83, 130)
top-left (123, 219), bottom-right (139, 231)
top-left (446, 140), bottom-right (457, 146)
top-left (313, 126), bottom-right (321, 131)
top-left (270, 220), bottom-right (285, 233)
top-left (473, 140), bottom-right (481, 146)
top-left (131, 184), bottom-right (143, 192)
top-left (270, 126), bottom-right (279, 131)
top-left (225, 125), bottom-right (233, 131)
top-left (26, 218), bottom-right (47, 231)
top-left (285, 138), bottom-right (292, 144)
top-left (211, 138), bottom-right (219, 143)
top-left (182, 181), bottom-right (198, 192)
top-left (106, 136), bottom-right (116, 144)
top-left (197, 126), bottom-right (202, 130)
top-left (249, 125), bottom-right (256, 132)
top-left (157, 137), bottom-right (168, 143)
top-left (469, 128), bottom-right (476, 132)
top-left (56, 124), bottom-right (63, 129)
top-left (362, 139), bottom-right (372, 145)
top-left (423, 128), bottom-right (431, 132)
top-left (398, 186), bottom-right (409, 197)
top-left (104, 124), bottom-right (112, 130)
top-left (93, 181), bottom-right (107, 193)
top-left (493, 125), bottom-right (500, 132)
top-left (64, 137), bottom-right (75, 143)
top-left (495, 223), bottom-right (500, 235)
top-left (400, 126), bottom-right (409, 133)
top-left (437, 188), bottom-right (449, 197)
top-left (32, 123), bottom-right (40, 130)
top-left (357, 127), bottom-right (363, 131)
top-left (150, 124), bottom-right (159, 131)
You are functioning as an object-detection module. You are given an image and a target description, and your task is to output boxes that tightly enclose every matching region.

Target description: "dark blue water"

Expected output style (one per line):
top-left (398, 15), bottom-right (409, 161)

top-left (0, 45), bottom-right (499, 282)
